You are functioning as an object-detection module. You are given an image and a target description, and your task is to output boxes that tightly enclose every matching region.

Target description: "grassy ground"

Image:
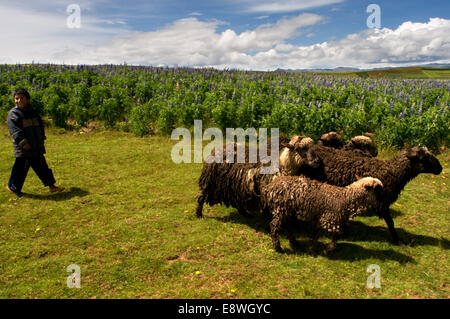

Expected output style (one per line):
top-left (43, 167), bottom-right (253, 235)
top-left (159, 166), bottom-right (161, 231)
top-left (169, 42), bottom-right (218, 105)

top-left (354, 67), bottom-right (450, 79)
top-left (0, 125), bottom-right (448, 299)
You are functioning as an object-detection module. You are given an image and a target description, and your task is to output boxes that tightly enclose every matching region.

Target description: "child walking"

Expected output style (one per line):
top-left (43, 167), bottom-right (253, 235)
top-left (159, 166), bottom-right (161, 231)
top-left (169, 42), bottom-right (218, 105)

top-left (6, 88), bottom-right (64, 195)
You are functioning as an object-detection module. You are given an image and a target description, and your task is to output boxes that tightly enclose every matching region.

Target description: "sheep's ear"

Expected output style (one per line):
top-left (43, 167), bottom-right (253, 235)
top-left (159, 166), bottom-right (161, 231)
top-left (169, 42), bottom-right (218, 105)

top-left (407, 147), bottom-right (428, 159)
top-left (417, 147), bottom-right (429, 159)
top-left (405, 147), bottom-right (419, 159)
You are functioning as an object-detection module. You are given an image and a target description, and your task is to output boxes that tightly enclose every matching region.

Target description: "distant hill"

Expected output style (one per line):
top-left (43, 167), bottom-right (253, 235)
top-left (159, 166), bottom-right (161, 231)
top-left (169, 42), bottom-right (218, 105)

top-left (277, 63), bottom-right (450, 73)
top-left (355, 66), bottom-right (450, 79)
top-left (276, 64), bottom-right (450, 79)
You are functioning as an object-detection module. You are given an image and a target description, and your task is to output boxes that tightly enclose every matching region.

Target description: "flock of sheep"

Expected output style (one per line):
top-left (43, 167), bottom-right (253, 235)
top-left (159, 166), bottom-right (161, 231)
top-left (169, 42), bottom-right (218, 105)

top-left (195, 132), bottom-right (443, 254)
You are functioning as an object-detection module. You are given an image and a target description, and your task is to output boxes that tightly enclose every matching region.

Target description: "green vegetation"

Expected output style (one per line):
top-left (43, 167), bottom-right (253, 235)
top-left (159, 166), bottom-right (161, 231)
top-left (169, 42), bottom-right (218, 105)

top-left (0, 64), bottom-right (448, 150)
top-left (0, 126), bottom-right (448, 298)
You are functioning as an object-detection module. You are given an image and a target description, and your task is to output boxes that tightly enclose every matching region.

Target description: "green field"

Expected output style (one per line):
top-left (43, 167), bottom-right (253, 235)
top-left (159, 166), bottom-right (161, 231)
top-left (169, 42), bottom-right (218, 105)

top-left (353, 67), bottom-right (450, 79)
top-left (0, 125), bottom-right (448, 299)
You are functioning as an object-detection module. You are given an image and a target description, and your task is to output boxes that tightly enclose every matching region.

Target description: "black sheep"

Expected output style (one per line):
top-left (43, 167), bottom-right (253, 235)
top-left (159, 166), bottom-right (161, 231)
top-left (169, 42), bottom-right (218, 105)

top-left (302, 145), bottom-right (443, 245)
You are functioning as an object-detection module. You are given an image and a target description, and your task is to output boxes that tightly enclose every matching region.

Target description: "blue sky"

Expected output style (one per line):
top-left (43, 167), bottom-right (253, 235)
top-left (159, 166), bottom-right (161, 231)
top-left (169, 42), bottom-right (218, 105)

top-left (0, 0), bottom-right (449, 69)
top-left (105, 0), bottom-right (449, 43)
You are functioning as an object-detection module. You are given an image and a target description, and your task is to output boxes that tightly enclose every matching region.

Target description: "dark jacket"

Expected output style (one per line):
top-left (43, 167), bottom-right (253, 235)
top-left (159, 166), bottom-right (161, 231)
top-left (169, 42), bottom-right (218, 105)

top-left (7, 105), bottom-right (46, 158)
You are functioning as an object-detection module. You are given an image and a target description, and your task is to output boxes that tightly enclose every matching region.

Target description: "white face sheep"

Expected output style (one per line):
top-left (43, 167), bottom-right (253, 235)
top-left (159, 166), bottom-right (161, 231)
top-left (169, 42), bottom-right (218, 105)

top-left (302, 145), bottom-right (443, 245)
top-left (261, 176), bottom-right (383, 253)
top-left (195, 136), bottom-right (322, 218)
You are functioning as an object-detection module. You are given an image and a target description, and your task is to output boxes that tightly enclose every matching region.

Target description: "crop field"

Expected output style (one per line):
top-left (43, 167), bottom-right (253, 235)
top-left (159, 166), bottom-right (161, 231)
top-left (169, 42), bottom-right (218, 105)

top-left (0, 64), bottom-right (449, 299)
top-left (0, 64), bottom-right (448, 149)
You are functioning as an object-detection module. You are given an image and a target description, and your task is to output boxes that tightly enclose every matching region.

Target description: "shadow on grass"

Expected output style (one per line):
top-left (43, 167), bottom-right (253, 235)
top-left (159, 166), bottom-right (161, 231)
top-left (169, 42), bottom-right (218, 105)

top-left (21, 187), bottom-right (89, 201)
top-left (283, 240), bottom-right (414, 264)
top-left (362, 207), bottom-right (403, 218)
top-left (208, 209), bottom-right (448, 262)
top-left (344, 220), bottom-right (450, 249)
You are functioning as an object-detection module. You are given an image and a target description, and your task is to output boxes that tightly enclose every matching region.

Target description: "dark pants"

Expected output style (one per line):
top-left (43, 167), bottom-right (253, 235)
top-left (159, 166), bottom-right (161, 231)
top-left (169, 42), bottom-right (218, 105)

top-left (8, 155), bottom-right (56, 194)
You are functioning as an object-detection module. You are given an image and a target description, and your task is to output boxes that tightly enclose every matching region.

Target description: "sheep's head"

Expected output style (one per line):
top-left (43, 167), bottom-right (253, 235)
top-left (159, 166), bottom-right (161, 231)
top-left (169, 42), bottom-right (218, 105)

top-left (348, 177), bottom-right (383, 217)
top-left (344, 136), bottom-right (378, 157)
top-left (280, 136), bottom-right (322, 170)
top-left (404, 146), bottom-right (442, 175)
top-left (352, 177), bottom-right (383, 191)
top-left (318, 131), bottom-right (343, 149)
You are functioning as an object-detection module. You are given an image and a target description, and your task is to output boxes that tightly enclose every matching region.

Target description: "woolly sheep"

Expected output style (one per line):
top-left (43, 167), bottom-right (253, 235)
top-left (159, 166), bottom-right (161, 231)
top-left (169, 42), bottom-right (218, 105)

top-left (302, 145), bottom-right (443, 245)
top-left (195, 136), bottom-right (320, 218)
top-left (261, 176), bottom-right (383, 253)
top-left (342, 135), bottom-right (378, 157)
top-left (318, 132), bottom-right (378, 157)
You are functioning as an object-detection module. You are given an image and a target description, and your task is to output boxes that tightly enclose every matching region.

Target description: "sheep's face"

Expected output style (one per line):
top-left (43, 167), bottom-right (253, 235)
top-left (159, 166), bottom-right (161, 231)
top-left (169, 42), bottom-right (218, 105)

top-left (405, 147), bottom-right (442, 175)
top-left (305, 147), bottom-right (322, 168)
top-left (285, 137), bottom-right (322, 169)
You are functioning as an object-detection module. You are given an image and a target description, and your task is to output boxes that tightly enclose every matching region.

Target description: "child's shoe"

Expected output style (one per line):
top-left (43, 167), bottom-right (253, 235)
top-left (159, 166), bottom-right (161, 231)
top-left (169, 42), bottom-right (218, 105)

top-left (6, 185), bottom-right (22, 196)
top-left (49, 185), bottom-right (65, 193)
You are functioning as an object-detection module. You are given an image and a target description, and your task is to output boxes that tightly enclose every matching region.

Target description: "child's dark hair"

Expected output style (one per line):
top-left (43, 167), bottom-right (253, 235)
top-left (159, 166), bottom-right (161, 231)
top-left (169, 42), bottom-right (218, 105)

top-left (13, 88), bottom-right (30, 100)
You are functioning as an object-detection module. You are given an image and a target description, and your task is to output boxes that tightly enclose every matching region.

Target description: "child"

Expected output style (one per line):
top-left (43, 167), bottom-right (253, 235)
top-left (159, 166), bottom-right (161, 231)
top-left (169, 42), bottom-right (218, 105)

top-left (6, 88), bottom-right (64, 195)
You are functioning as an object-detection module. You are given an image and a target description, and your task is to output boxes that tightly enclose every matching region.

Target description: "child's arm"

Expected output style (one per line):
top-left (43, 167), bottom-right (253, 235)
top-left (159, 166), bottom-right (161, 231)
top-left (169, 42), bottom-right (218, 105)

top-left (7, 110), bottom-right (30, 148)
top-left (38, 115), bottom-right (46, 140)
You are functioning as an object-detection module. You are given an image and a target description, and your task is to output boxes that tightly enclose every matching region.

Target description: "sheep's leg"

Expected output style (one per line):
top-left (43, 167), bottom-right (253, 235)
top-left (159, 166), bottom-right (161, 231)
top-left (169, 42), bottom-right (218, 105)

top-left (261, 207), bottom-right (272, 222)
top-left (382, 212), bottom-right (405, 246)
top-left (324, 235), bottom-right (338, 255)
top-left (308, 228), bottom-right (320, 253)
top-left (286, 217), bottom-right (300, 250)
top-left (196, 194), bottom-right (205, 218)
top-left (269, 211), bottom-right (284, 252)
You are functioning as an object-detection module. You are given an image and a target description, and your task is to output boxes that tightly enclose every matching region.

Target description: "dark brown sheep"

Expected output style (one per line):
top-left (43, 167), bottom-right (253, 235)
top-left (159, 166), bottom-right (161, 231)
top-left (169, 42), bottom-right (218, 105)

top-left (261, 176), bottom-right (383, 253)
top-left (317, 131), bottom-right (343, 149)
top-left (302, 145), bottom-right (443, 245)
top-left (318, 132), bottom-right (378, 157)
top-left (342, 135), bottom-right (378, 157)
top-left (195, 136), bottom-right (320, 218)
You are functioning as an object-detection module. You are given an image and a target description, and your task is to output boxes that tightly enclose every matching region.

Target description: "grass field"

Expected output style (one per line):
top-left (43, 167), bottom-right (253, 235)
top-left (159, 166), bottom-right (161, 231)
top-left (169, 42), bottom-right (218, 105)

top-left (0, 125), bottom-right (448, 299)
top-left (353, 67), bottom-right (450, 79)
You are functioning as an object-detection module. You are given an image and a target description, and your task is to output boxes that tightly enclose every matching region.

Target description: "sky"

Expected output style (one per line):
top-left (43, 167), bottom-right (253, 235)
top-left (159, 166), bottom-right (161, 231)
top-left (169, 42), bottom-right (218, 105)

top-left (0, 0), bottom-right (449, 70)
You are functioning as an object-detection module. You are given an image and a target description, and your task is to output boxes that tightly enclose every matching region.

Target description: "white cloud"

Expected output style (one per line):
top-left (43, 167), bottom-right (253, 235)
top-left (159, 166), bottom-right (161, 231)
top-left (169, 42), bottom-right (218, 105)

top-left (51, 16), bottom-right (450, 70)
top-left (54, 13), bottom-right (324, 67)
top-left (0, 1), bottom-right (129, 64)
top-left (1, 2), bottom-right (449, 71)
top-left (239, 0), bottom-right (345, 13)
